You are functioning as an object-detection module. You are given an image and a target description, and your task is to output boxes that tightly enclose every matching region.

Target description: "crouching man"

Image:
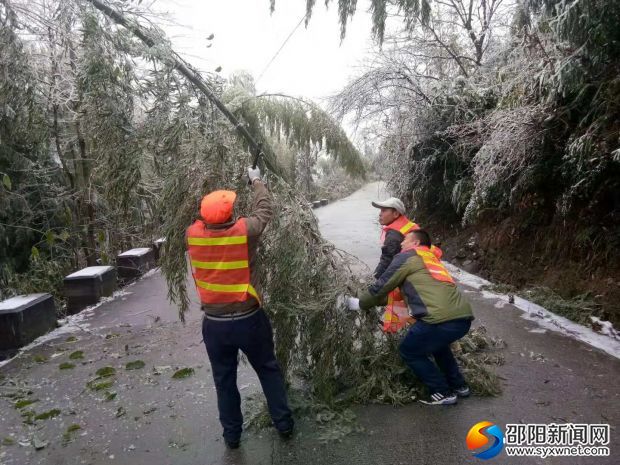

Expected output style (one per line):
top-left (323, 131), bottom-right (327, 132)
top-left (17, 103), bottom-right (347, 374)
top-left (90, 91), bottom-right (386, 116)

top-left (348, 229), bottom-right (474, 405)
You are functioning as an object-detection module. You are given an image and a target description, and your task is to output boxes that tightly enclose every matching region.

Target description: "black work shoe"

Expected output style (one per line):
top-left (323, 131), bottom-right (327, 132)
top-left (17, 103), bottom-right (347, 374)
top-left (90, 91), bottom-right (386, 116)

top-left (224, 439), bottom-right (240, 449)
top-left (278, 426), bottom-right (294, 440)
top-left (419, 392), bottom-right (458, 405)
top-left (453, 385), bottom-right (471, 398)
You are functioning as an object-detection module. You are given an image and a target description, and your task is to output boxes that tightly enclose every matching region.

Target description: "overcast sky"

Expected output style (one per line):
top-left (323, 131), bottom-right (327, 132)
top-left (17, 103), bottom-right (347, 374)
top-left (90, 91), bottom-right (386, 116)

top-left (155, 0), bottom-right (375, 103)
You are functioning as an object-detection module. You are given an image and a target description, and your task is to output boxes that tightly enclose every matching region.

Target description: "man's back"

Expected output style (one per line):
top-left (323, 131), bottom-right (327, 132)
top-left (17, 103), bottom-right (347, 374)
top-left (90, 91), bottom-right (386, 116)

top-left (192, 181), bottom-right (273, 316)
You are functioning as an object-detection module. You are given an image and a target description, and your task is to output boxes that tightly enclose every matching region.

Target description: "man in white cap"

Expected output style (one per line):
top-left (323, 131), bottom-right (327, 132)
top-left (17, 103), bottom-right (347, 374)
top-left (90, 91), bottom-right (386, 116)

top-left (371, 197), bottom-right (419, 279)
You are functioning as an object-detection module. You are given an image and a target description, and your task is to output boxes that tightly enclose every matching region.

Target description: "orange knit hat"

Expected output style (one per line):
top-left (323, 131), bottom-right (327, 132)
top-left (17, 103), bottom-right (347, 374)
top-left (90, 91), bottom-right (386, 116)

top-left (200, 190), bottom-right (237, 224)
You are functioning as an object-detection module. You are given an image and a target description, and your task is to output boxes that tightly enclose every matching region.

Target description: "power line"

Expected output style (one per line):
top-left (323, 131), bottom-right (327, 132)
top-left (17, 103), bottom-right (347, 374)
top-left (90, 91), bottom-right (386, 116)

top-left (256, 13), bottom-right (307, 84)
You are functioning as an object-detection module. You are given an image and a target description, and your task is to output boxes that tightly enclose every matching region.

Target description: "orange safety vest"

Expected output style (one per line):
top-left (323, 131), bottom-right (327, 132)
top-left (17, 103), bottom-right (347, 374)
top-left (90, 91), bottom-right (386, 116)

top-left (382, 288), bottom-right (415, 333)
top-left (381, 245), bottom-right (453, 333)
top-left (380, 215), bottom-right (420, 333)
top-left (186, 218), bottom-right (260, 304)
top-left (380, 215), bottom-right (419, 243)
top-left (412, 245), bottom-right (455, 284)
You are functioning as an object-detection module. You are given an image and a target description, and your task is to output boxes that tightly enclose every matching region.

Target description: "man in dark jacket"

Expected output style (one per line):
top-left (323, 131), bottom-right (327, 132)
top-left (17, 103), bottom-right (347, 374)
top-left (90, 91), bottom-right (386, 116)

top-left (371, 197), bottom-right (419, 278)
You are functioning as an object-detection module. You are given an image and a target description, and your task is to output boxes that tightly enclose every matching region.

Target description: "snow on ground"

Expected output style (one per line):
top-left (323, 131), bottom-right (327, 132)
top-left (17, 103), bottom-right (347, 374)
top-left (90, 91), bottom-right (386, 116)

top-left (0, 268), bottom-right (160, 369)
top-left (446, 263), bottom-right (620, 359)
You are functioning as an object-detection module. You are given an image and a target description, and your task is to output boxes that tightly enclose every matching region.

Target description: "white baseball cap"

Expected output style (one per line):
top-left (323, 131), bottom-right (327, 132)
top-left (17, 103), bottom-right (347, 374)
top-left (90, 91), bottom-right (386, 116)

top-left (371, 197), bottom-right (405, 215)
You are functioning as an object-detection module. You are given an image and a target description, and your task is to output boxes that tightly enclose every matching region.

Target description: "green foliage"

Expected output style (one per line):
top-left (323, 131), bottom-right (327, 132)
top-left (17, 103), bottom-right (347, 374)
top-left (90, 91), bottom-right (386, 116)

top-left (249, 96), bottom-right (365, 178)
top-left (69, 351), bottom-right (84, 360)
top-left (87, 366), bottom-right (117, 391)
top-left (224, 74), bottom-right (366, 179)
top-left (1, 1), bottom-right (364, 319)
top-left (125, 360), bottom-right (145, 370)
top-left (14, 399), bottom-right (38, 409)
top-left (257, 187), bottom-right (502, 404)
top-left (1, 0), bottom-right (160, 299)
top-left (34, 408), bottom-right (61, 420)
top-left (88, 380), bottom-right (114, 391)
top-left (67, 424), bottom-right (81, 433)
top-left (244, 390), bottom-right (363, 441)
top-left (0, 0), bottom-right (502, 419)
top-left (315, 159), bottom-right (366, 202)
top-left (20, 409), bottom-right (36, 425)
top-left (2, 255), bottom-right (72, 307)
top-left (171, 367), bottom-right (194, 379)
top-left (357, 0), bottom-right (620, 271)
top-left (274, 0), bottom-right (431, 42)
top-left (62, 424), bottom-right (81, 446)
top-left (0, 2), bottom-right (64, 296)
top-left (32, 354), bottom-right (48, 363)
top-left (78, 12), bottom-right (145, 221)
top-left (95, 367), bottom-right (116, 378)
top-left (486, 280), bottom-right (605, 327)
top-left (522, 286), bottom-right (602, 326)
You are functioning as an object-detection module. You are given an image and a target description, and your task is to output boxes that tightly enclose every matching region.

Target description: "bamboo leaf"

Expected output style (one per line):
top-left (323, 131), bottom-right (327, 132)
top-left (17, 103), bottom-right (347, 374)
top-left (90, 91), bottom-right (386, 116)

top-left (125, 360), bottom-right (145, 370)
top-left (172, 367), bottom-right (194, 379)
top-left (69, 351), bottom-right (84, 360)
top-left (2, 174), bottom-right (11, 190)
top-left (96, 367), bottom-right (116, 378)
top-left (34, 409), bottom-right (61, 420)
top-left (45, 230), bottom-right (55, 246)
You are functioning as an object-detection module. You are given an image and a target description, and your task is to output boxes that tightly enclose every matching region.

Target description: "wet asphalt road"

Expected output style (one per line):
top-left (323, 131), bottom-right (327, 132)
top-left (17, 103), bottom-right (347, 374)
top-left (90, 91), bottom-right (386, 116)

top-left (309, 183), bottom-right (619, 465)
top-left (0, 182), bottom-right (618, 465)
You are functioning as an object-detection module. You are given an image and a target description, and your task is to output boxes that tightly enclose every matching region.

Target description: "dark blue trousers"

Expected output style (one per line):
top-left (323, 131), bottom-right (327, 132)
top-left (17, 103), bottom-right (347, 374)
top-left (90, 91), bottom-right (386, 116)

top-left (202, 309), bottom-right (293, 442)
top-left (399, 318), bottom-right (472, 395)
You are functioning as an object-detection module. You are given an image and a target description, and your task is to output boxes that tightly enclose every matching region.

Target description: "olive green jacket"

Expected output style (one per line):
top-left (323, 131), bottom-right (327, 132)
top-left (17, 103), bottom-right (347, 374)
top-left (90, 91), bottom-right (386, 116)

top-left (359, 248), bottom-right (473, 324)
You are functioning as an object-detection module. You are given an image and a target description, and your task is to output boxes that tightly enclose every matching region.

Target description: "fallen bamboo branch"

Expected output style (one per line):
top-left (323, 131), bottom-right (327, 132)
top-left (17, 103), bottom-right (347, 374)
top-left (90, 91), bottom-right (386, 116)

top-left (86, 0), bottom-right (278, 174)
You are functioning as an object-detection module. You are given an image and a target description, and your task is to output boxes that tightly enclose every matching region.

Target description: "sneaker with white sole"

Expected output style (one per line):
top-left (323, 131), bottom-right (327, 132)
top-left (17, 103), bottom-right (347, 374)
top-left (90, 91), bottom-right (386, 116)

top-left (453, 385), bottom-right (471, 398)
top-left (419, 392), bottom-right (458, 405)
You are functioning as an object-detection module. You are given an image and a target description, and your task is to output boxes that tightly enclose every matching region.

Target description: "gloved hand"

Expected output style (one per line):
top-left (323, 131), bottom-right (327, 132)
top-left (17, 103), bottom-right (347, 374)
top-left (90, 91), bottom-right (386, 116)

top-left (247, 166), bottom-right (261, 184)
top-left (346, 296), bottom-right (360, 311)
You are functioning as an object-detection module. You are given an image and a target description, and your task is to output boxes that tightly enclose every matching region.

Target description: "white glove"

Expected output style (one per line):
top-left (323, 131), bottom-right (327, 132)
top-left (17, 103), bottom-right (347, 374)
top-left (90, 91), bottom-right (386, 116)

top-left (346, 297), bottom-right (360, 311)
top-left (247, 166), bottom-right (261, 183)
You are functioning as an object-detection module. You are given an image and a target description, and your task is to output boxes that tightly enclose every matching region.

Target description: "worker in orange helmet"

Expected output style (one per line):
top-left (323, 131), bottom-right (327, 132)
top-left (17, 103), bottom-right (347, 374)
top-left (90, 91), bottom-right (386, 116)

top-left (186, 166), bottom-right (293, 449)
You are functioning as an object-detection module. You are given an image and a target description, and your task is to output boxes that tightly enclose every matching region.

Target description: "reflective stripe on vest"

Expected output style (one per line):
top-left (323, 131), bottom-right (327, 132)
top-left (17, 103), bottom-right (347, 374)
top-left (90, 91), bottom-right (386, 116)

top-left (186, 218), bottom-right (260, 305)
top-left (413, 246), bottom-right (455, 284)
top-left (191, 259), bottom-right (249, 270)
top-left (382, 289), bottom-right (415, 333)
top-left (187, 236), bottom-right (247, 246)
top-left (380, 216), bottom-right (419, 331)
top-left (381, 215), bottom-right (419, 243)
top-left (194, 279), bottom-right (260, 301)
